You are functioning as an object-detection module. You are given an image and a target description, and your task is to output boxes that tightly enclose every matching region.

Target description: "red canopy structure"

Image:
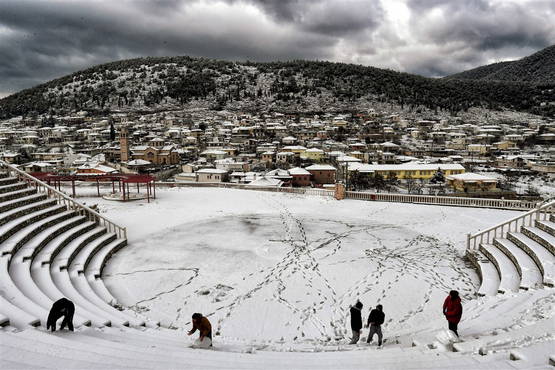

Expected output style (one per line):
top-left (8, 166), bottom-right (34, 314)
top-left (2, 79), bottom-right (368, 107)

top-left (30, 173), bottom-right (157, 202)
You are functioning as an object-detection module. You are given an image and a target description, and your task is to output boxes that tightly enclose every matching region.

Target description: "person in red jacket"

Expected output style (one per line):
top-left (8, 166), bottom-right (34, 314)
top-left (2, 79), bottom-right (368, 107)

top-left (443, 290), bottom-right (462, 336)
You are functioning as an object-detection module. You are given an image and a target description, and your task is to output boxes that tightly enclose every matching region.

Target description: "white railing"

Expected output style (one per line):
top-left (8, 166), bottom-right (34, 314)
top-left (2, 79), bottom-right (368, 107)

top-left (345, 191), bottom-right (539, 211)
top-left (159, 181), bottom-right (335, 197)
top-left (0, 161), bottom-right (127, 240)
top-left (466, 199), bottom-right (555, 251)
top-left (159, 182), bottom-right (540, 210)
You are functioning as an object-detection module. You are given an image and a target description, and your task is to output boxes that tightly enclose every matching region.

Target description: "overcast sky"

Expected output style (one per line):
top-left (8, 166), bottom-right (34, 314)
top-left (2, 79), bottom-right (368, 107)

top-left (1, 0), bottom-right (554, 97)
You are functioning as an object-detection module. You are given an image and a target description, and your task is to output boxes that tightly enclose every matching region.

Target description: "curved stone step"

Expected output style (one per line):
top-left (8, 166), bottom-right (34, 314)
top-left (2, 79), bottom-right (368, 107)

top-left (15, 216), bottom-right (88, 263)
top-left (9, 259), bottom-right (92, 329)
top-left (49, 228), bottom-right (129, 327)
top-left (0, 198), bottom-right (58, 226)
top-left (0, 193), bottom-right (48, 214)
top-left (0, 313), bottom-right (8, 327)
top-left (536, 219), bottom-right (555, 237)
top-left (69, 267), bottom-right (144, 327)
top-left (51, 262), bottom-right (126, 327)
top-left (0, 257), bottom-right (49, 327)
top-left (479, 244), bottom-right (520, 293)
top-left (0, 177), bottom-right (18, 186)
top-left (30, 225), bottom-right (111, 328)
top-left (0, 182), bottom-right (27, 194)
top-left (493, 238), bottom-right (543, 289)
top-left (1, 210), bottom-right (76, 257)
top-left (522, 226), bottom-right (555, 254)
top-left (466, 250), bottom-right (500, 296)
top-left (68, 236), bottom-right (146, 327)
top-left (0, 294), bottom-right (40, 328)
top-left (508, 232), bottom-right (555, 286)
top-left (32, 222), bottom-right (97, 267)
top-left (0, 188), bottom-right (36, 203)
top-left (0, 205), bottom-right (66, 248)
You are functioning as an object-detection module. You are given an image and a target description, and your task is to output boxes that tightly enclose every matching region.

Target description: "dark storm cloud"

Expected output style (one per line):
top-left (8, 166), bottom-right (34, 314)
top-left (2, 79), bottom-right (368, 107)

top-left (0, 0), bottom-right (554, 97)
top-left (0, 0), bottom-right (385, 96)
top-left (243, 0), bottom-right (384, 36)
top-left (401, 0), bottom-right (555, 76)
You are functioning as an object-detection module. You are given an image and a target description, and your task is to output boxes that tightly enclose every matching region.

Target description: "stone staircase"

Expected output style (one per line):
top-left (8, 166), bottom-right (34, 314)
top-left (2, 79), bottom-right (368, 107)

top-left (466, 200), bottom-right (555, 295)
top-left (0, 162), bottom-right (151, 329)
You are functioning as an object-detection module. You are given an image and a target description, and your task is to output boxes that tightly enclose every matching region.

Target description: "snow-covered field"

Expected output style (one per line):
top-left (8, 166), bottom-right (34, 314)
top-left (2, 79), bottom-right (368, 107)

top-left (76, 187), bottom-right (554, 351)
top-left (3, 187), bottom-right (554, 369)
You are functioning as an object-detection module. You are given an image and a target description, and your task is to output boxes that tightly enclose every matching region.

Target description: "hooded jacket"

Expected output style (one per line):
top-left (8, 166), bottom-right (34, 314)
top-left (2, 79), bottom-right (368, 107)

top-left (367, 308), bottom-right (385, 326)
top-left (350, 302), bottom-right (363, 331)
top-left (443, 296), bottom-right (462, 324)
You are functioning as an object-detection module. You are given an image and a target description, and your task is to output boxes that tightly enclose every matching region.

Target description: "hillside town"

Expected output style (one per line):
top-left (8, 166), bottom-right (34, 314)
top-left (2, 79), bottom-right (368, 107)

top-left (1, 109), bottom-right (553, 200)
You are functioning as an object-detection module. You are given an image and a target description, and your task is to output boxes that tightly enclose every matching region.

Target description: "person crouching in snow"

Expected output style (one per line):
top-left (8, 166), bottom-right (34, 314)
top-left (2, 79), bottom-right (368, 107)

top-left (47, 298), bottom-right (75, 332)
top-left (443, 290), bottom-right (462, 337)
top-left (366, 304), bottom-right (385, 346)
top-left (349, 300), bottom-right (363, 344)
top-left (188, 313), bottom-right (212, 347)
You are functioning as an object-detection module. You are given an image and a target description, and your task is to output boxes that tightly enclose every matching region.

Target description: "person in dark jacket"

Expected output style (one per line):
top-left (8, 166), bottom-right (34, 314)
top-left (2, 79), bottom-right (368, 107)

top-left (349, 300), bottom-right (363, 344)
top-left (366, 304), bottom-right (385, 345)
top-left (443, 290), bottom-right (463, 336)
top-left (47, 298), bottom-right (75, 332)
top-left (188, 313), bottom-right (212, 346)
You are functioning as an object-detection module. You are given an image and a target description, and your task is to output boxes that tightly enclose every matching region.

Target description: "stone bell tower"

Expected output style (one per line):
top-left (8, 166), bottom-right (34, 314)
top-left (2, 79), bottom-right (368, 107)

top-left (120, 126), bottom-right (130, 162)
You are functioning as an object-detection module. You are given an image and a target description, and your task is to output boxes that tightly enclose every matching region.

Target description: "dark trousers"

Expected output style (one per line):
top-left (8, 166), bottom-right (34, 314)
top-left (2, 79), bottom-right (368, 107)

top-left (448, 321), bottom-right (458, 336)
top-left (60, 306), bottom-right (75, 331)
top-left (367, 324), bottom-right (383, 345)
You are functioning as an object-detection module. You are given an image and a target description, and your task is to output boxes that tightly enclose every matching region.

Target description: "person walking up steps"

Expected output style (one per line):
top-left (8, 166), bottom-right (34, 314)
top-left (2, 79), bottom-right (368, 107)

top-left (443, 290), bottom-right (462, 337)
top-left (366, 304), bottom-right (385, 346)
top-left (349, 300), bottom-right (363, 344)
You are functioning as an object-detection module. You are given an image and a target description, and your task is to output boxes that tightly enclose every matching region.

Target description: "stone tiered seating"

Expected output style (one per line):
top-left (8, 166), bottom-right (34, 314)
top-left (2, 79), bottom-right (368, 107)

top-left (469, 200), bottom-right (555, 295)
top-left (523, 226), bottom-right (555, 254)
top-left (0, 165), bottom-right (144, 331)
top-left (0, 187), bottom-right (37, 203)
top-left (0, 205), bottom-right (68, 249)
top-left (479, 244), bottom-right (520, 293)
top-left (466, 251), bottom-right (500, 296)
top-left (507, 232), bottom-right (555, 286)
top-left (0, 198), bottom-right (58, 226)
top-left (492, 239), bottom-right (543, 290)
top-left (0, 192), bottom-right (49, 214)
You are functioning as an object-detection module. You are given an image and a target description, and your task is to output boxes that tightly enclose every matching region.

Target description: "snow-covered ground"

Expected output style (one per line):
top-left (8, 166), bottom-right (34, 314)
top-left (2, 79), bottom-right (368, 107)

top-left (79, 187), bottom-right (551, 348)
top-left (2, 187), bottom-right (554, 368)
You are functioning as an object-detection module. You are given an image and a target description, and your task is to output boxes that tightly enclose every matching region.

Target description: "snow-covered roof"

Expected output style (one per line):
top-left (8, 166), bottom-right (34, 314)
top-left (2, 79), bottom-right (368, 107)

top-left (336, 155), bottom-right (362, 163)
top-left (446, 173), bottom-right (498, 182)
top-left (77, 163), bottom-right (117, 174)
top-left (288, 167), bottom-right (311, 176)
top-left (196, 168), bottom-right (228, 174)
top-left (305, 164), bottom-right (337, 171)
top-left (127, 159), bottom-right (151, 166)
top-left (247, 177), bottom-right (283, 187)
top-left (349, 162), bottom-right (465, 172)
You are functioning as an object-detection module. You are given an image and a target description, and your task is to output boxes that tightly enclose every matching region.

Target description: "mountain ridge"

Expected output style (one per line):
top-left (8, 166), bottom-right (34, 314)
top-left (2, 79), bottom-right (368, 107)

top-left (445, 45), bottom-right (555, 84)
top-left (1, 47), bottom-right (554, 119)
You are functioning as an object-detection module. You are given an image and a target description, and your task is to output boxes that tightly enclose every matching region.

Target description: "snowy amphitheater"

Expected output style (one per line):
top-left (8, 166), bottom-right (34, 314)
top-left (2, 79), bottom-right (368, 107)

top-left (0, 161), bottom-right (554, 370)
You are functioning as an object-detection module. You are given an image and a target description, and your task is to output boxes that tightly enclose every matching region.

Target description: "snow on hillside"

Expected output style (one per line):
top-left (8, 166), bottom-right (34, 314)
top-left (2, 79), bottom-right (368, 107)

top-left (77, 187), bottom-right (541, 349)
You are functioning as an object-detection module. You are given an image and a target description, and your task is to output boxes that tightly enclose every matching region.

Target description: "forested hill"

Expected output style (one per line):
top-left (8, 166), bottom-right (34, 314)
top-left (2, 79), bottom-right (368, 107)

top-left (446, 45), bottom-right (555, 84)
top-left (1, 53), bottom-right (554, 119)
